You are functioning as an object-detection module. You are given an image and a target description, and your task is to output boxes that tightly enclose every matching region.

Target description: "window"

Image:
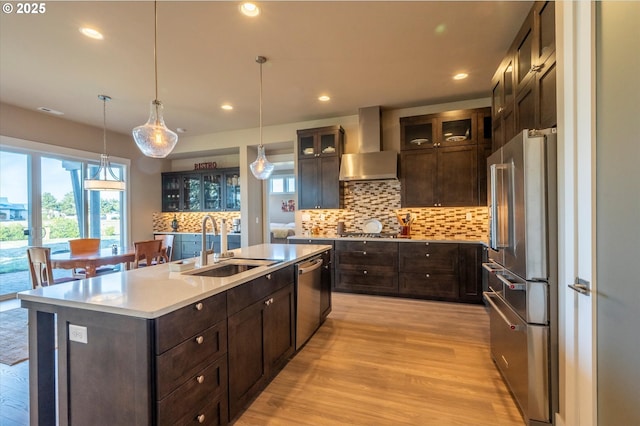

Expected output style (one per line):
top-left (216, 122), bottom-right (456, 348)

top-left (270, 175), bottom-right (295, 194)
top-left (0, 139), bottom-right (129, 299)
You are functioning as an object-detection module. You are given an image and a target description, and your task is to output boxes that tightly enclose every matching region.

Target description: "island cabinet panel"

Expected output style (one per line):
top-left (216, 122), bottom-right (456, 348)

top-left (458, 244), bottom-right (484, 303)
top-left (227, 283), bottom-right (295, 421)
top-left (398, 243), bottom-right (459, 300)
top-left (335, 240), bottom-right (398, 295)
top-left (153, 292), bottom-right (229, 426)
top-left (56, 308), bottom-right (153, 425)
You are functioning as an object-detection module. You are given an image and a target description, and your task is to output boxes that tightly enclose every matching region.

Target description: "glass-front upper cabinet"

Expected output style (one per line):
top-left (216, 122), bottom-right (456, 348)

top-left (437, 111), bottom-right (477, 147)
top-left (182, 174), bottom-right (201, 212)
top-left (161, 168), bottom-right (241, 212)
top-left (224, 172), bottom-right (240, 211)
top-left (202, 173), bottom-right (222, 211)
top-left (297, 125), bottom-right (343, 158)
top-left (400, 115), bottom-right (435, 150)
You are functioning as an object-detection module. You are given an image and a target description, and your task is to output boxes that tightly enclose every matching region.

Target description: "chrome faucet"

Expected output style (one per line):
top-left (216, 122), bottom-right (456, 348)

top-left (200, 214), bottom-right (218, 266)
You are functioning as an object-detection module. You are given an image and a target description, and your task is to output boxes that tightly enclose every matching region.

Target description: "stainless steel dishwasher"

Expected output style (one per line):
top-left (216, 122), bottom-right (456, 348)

top-left (295, 256), bottom-right (323, 350)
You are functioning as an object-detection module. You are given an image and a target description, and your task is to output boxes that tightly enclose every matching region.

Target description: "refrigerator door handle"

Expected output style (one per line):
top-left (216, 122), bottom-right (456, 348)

top-left (483, 291), bottom-right (523, 331)
top-left (489, 163), bottom-right (509, 250)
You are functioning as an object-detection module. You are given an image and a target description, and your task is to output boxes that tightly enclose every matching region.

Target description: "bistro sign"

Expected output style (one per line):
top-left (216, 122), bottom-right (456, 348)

top-left (194, 161), bottom-right (217, 170)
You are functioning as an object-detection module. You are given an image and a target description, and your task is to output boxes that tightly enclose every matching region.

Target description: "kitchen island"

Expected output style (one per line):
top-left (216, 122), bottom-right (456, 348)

top-left (18, 243), bottom-right (332, 426)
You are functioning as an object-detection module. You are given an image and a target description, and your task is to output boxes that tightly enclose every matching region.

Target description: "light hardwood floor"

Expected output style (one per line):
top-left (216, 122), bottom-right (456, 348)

top-left (0, 294), bottom-right (523, 425)
top-left (236, 293), bottom-right (524, 426)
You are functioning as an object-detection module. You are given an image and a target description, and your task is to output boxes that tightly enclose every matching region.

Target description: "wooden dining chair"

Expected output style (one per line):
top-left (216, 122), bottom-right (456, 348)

top-left (68, 238), bottom-right (116, 276)
top-left (133, 240), bottom-right (164, 268)
top-left (27, 247), bottom-right (77, 289)
top-left (154, 234), bottom-right (175, 263)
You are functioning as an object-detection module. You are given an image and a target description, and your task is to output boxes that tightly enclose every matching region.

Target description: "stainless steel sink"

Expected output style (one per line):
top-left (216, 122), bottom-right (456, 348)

top-left (183, 258), bottom-right (281, 278)
top-left (189, 263), bottom-right (259, 277)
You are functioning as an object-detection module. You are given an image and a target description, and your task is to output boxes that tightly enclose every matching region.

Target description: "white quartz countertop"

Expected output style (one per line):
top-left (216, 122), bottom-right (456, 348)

top-left (18, 243), bottom-right (330, 319)
top-left (288, 235), bottom-right (487, 245)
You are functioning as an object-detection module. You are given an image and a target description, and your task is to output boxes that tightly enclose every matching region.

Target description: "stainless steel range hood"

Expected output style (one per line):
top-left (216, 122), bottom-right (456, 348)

top-left (339, 106), bottom-right (398, 181)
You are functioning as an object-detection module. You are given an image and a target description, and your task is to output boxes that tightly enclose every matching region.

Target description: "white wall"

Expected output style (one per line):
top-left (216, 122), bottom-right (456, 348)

top-left (595, 2), bottom-right (640, 424)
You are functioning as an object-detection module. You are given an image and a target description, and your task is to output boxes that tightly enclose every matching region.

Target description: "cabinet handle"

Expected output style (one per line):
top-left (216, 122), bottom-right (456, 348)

top-left (425, 253), bottom-right (430, 257)
top-left (363, 251), bottom-right (367, 255)
top-left (530, 64), bottom-right (543, 73)
top-left (195, 336), bottom-right (204, 344)
top-left (425, 273), bottom-right (430, 278)
top-left (196, 375), bottom-right (205, 384)
top-left (195, 302), bottom-right (203, 311)
top-left (197, 414), bottom-right (206, 423)
top-left (363, 241), bottom-right (367, 245)
top-left (266, 273), bottom-right (272, 280)
top-left (425, 242), bottom-right (429, 246)
top-left (363, 270), bottom-right (367, 275)
top-left (497, 106), bottom-right (504, 113)
top-left (264, 297), bottom-right (274, 306)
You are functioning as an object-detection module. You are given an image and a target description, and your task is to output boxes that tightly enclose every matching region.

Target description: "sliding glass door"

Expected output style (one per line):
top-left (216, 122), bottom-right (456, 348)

top-left (0, 150), bottom-right (32, 299)
top-left (0, 146), bottom-right (128, 300)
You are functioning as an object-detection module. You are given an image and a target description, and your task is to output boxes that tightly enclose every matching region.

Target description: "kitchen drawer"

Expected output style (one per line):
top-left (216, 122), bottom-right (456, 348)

top-left (156, 320), bottom-right (227, 399)
top-left (227, 265), bottom-right (294, 316)
top-left (337, 251), bottom-right (397, 271)
top-left (399, 243), bottom-right (458, 274)
top-left (155, 292), bottom-right (227, 354)
top-left (399, 272), bottom-right (459, 299)
top-left (157, 356), bottom-right (228, 425)
top-left (335, 270), bottom-right (398, 294)
top-left (172, 395), bottom-right (229, 426)
top-left (180, 234), bottom-right (202, 243)
top-left (335, 240), bottom-right (397, 253)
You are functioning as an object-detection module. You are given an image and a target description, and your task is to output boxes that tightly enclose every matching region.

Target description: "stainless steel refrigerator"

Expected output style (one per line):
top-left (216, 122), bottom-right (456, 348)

top-left (483, 128), bottom-right (558, 425)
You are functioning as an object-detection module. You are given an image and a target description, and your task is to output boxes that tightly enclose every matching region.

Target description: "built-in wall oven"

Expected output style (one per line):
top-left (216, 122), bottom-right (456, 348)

top-left (484, 129), bottom-right (558, 425)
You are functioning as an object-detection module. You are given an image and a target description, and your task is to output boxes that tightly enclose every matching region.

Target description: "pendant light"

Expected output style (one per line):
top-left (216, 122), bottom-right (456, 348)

top-left (249, 56), bottom-right (275, 180)
top-left (84, 95), bottom-right (126, 192)
top-left (132, 0), bottom-right (178, 158)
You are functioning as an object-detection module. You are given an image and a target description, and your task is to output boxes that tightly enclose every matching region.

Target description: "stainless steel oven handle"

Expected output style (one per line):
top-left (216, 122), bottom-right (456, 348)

top-left (483, 292), bottom-right (523, 331)
top-left (496, 273), bottom-right (526, 291)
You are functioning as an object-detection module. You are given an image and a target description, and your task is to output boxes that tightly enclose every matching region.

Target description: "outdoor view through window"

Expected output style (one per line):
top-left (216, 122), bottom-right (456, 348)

top-left (0, 149), bottom-right (125, 299)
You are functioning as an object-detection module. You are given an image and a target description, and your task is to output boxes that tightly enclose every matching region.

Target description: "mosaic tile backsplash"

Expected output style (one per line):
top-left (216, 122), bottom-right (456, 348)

top-left (153, 211), bottom-right (240, 233)
top-left (301, 180), bottom-right (488, 241)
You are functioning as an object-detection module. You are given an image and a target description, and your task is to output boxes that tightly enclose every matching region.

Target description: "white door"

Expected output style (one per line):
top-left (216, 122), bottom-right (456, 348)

top-left (556, 2), bottom-right (597, 425)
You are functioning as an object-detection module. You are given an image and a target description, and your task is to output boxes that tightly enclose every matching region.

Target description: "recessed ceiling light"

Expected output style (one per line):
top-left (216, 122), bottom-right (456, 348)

top-left (37, 107), bottom-right (64, 116)
top-left (318, 95), bottom-right (331, 102)
top-left (240, 2), bottom-right (260, 17)
top-left (453, 73), bottom-right (468, 80)
top-left (221, 104), bottom-right (233, 110)
top-left (176, 128), bottom-right (187, 134)
top-left (79, 27), bottom-right (104, 40)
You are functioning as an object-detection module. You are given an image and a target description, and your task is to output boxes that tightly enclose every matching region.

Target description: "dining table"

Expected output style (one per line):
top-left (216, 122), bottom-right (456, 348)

top-left (51, 247), bottom-right (136, 278)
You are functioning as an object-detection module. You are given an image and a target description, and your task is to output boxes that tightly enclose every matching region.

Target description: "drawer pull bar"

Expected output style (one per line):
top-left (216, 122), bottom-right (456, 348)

top-left (195, 336), bottom-right (204, 344)
top-left (496, 273), bottom-right (526, 291)
top-left (197, 414), bottom-right (206, 423)
top-left (482, 292), bottom-right (522, 331)
top-left (196, 375), bottom-right (205, 384)
top-left (195, 302), bottom-right (203, 311)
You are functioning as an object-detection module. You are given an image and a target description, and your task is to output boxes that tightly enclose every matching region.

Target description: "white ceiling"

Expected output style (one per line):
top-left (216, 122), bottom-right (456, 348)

top-left (0, 1), bottom-right (532, 147)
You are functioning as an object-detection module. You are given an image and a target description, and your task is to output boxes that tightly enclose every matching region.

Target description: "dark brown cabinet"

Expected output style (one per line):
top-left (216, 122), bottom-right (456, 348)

top-left (492, 1), bottom-right (556, 152)
top-left (162, 168), bottom-right (240, 212)
top-left (399, 243), bottom-right (459, 300)
top-left (297, 125), bottom-right (344, 209)
top-left (319, 249), bottom-right (333, 320)
top-left (400, 108), bottom-right (489, 207)
top-left (335, 240), bottom-right (398, 295)
top-left (227, 267), bottom-right (295, 420)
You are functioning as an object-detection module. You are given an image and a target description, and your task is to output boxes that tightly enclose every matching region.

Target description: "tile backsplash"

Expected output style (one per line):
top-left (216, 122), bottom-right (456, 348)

top-left (153, 212), bottom-right (240, 233)
top-left (300, 180), bottom-right (488, 241)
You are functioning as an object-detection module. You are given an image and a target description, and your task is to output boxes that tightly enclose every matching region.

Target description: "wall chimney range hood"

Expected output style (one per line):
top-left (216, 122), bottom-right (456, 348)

top-left (339, 106), bottom-right (398, 181)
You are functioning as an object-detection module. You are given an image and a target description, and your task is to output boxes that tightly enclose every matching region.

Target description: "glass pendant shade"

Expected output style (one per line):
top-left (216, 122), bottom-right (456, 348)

top-left (84, 95), bottom-right (125, 192)
top-left (132, 100), bottom-right (178, 158)
top-left (250, 145), bottom-right (275, 180)
top-left (250, 55), bottom-right (274, 180)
